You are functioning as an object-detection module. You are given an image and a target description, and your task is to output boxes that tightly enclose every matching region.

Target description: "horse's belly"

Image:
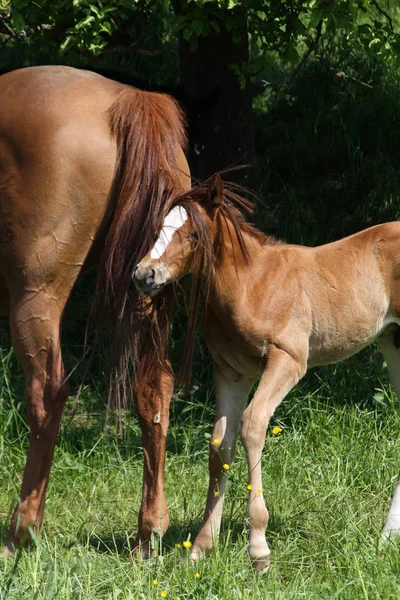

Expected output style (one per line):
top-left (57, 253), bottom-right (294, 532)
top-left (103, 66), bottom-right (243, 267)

top-left (307, 315), bottom-right (387, 367)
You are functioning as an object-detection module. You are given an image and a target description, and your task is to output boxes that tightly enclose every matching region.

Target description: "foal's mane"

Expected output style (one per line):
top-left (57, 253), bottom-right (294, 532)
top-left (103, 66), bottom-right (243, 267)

top-left (166, 174), bottom-right (280, 385)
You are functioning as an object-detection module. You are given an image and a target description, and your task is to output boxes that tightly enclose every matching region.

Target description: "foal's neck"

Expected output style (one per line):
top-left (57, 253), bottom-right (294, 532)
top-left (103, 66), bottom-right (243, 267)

top-left (209, 219), bottom-right (270, 311)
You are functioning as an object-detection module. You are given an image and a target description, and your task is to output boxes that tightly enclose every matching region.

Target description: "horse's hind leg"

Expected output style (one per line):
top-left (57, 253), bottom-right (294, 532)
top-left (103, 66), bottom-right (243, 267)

top-left (2, 289), bottom-right (69, 553)
top-left (134, 362), bottom-right (173, 559)
top-left (377, 328), bottom-right (400, 539)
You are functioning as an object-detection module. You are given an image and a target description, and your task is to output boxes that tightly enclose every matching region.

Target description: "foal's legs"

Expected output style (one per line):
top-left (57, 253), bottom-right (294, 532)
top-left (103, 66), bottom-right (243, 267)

top-left (3, 289), bottom-right (69, 553)
top-left (377, 331), bottom-right (400, 539)
top-left (240, 345), bottom-right (305, 569)
top-left (191, 364), bottom-right (253, 559)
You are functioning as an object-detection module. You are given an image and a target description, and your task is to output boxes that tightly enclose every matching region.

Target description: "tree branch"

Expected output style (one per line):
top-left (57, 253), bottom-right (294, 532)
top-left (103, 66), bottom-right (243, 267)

top-left (370, 0), bottom-right (393, 31)
top-left (0, 8), bottom-right (25, 41)
top-left (285, 18), bottom-right (323, 89)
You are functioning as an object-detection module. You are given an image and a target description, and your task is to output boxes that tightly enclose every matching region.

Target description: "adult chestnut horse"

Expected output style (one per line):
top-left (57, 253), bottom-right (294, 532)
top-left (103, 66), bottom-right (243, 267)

top-left (0, 65), bottom-right (190, 556)
top-left (134, 174), bottom-right (400, 570)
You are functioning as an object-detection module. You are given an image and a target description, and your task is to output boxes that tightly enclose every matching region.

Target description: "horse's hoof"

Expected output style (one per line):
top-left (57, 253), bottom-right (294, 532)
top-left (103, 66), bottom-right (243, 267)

top-left (0, 541), bottom-right (15, 559)
top-left (381, 529), bottom-right (400, 542)
top-left (190, 547), bottom-right (205, 563)
top-left (251, 555), bottom-right (271, 574)
top-left (130, 536), bottom-right (159, 561)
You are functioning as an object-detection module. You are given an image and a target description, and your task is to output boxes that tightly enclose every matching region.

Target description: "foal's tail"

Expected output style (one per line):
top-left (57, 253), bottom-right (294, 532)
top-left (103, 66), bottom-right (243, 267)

top-left (98, 87), bottom-right (188, 409)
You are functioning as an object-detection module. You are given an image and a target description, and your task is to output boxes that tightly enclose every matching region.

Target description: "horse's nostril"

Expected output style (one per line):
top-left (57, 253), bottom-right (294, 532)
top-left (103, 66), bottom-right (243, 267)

top-left (149, 268), bottom-right (155, 281)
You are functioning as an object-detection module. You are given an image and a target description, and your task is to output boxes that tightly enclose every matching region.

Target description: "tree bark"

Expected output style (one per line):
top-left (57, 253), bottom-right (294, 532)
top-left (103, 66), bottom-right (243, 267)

top-left (178, 9), bottom-right (256, 188)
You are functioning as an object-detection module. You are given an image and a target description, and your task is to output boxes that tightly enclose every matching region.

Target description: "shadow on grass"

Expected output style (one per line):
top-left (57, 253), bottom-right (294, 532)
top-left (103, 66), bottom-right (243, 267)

top-left (66, 511), bottom-right (293, 560)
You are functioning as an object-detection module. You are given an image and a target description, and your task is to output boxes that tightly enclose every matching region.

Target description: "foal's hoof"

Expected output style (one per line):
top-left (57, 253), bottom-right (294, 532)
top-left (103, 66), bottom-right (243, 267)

top-left (381, 528), bottom-right (400, 542)
top-left (190, 547), bottom-right (206, 563)
top-left (251, 555), bottom-right (271, 574)
top-left (0, 541), bottom-right (15, 559)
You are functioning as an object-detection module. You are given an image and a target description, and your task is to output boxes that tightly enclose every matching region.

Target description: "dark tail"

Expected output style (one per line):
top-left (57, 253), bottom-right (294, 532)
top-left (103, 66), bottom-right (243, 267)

top-left (98, 87), bottom-right (188, 410)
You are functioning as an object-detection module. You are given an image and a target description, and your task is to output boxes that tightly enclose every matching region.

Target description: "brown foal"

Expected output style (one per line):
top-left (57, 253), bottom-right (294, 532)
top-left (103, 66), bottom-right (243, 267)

top-left (134, 174), bottom-right (400, 569)
top-left (0, 65), bottom-right (190, 557)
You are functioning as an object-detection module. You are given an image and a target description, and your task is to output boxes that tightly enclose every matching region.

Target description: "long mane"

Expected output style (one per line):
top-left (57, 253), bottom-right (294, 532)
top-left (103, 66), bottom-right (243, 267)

top-left (165, 174), bottom-right (278, 386)
top-left (97, 87), bottom-right (188, 409)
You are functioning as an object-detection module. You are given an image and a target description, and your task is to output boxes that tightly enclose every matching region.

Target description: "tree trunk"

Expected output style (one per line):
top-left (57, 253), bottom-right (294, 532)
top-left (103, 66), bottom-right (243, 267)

top-left (178, 9), bottom-right (256, 188)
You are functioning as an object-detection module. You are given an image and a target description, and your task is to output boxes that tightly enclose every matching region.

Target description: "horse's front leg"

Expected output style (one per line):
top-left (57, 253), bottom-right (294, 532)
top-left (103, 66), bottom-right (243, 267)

top-left (240, 344), bottom-right (306, 571)
top-left (191, 363), bottom-right (253, 560)
top-left (134, 362), bottom-right (173, 559)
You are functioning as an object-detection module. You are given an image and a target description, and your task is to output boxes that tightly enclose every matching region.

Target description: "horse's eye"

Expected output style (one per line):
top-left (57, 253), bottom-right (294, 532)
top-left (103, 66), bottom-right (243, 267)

top-left (191, 231), bottom-right (199, 242)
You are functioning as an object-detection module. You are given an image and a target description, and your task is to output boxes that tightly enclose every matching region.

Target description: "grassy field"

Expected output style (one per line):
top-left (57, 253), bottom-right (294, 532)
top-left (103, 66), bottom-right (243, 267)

top-left (2, 45), bottom-right (400, 600)
top-left (1, 336), bottom-right (400, 599)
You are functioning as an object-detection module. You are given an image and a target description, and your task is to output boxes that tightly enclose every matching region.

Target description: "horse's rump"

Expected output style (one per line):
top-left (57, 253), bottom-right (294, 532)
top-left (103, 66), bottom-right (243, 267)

top-left (0, 66), bottom-right (190, 401)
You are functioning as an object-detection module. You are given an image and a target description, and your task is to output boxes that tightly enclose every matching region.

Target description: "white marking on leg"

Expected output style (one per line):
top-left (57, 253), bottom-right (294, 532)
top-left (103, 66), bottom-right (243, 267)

top-left (382, 477), bottom-right (400, 539)
top-left (150, 206), bottom-right (188, 259)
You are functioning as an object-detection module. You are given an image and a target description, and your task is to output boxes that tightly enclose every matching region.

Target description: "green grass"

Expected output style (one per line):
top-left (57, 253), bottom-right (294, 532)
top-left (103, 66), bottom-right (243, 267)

top-left (1, 344), bottom-right (400, 599)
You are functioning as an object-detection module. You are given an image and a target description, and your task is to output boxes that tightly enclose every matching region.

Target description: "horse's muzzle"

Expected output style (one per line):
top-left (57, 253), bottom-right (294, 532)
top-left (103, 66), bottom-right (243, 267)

top-left (132, 264), bottom-right (162, 296)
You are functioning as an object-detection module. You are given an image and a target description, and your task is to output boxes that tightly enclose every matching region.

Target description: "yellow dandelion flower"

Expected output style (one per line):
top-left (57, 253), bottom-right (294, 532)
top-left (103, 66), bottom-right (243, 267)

top-left (257, 488), bottom-right (262, 495)
top-left (213, 438), bottom-right (221, 446)
top-left (152, 579), bottom-right (158, 585)
top-left (223, 463), bottom-right (230, 470)
top-left (175, 543), bottom-right (181, 550)
top-left (214, 490), bottom-right (219, 497)
top-left (194, 572), bottom-right (200, 579)
top-left (161, 591), bottom-right (167, 598)
top-left (247, 484), bottom-right (252, 491)
top-left (272, 426), bottom-right (283, 435)
top-left (183, 540), bottom-right (192, 549)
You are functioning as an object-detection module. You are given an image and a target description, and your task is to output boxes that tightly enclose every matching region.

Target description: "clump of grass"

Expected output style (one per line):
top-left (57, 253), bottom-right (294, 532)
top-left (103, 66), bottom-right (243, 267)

top-left (2, 351), bottom-right (400, 599)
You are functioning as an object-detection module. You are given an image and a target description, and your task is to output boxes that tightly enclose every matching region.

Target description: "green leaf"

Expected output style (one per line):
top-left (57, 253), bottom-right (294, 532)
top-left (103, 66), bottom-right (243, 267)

top-left (248, 55), bottom-right (266, 75)
top-left (309, 8), bottom-right (323, 29)
top-left (89, 4), bottom-right (103, 19)
top-left (174, 15), bottom-right (189, 32)
top-left (228, 62), bottom-right (240, 75)
top-left (100, 21), bottom-right (112, 35)
top-left (182, 26), bottom-right (193, 41)
top-left (282, 42), bottom-right (299, 65)
top-left (60, 35), bottom-right (77, 54)
top-left (11, 7), bottom-right (25, 32)
top-left (192, 19), bottom-right (204, 36)
top-left (232, 29), bottom-right (241, 44)
top-left (368, 37), bottom-right (382, 49)
top-left (225, 14), bottom-right (237, 31)
top-left (75, 15), bottom-right (95, 30)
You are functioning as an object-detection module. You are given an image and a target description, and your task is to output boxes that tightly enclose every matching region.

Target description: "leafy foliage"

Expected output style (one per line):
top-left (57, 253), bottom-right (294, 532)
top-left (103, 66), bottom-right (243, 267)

top-left (1, 0), bottom-right (399, 72)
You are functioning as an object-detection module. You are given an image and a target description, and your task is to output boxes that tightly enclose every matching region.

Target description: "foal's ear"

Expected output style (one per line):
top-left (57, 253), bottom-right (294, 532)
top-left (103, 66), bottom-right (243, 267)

top-left (207, 174), bottom-right (224, 208)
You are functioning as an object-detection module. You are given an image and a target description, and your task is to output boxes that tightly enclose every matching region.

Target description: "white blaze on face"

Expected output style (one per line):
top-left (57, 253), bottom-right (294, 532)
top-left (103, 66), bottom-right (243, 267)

top-left (150, 206), bottom-right (188, 260)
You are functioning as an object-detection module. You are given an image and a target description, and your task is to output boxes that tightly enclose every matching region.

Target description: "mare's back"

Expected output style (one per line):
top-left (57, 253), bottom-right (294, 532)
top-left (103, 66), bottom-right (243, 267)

top-left (0, 66), bottom-right (126, 279)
